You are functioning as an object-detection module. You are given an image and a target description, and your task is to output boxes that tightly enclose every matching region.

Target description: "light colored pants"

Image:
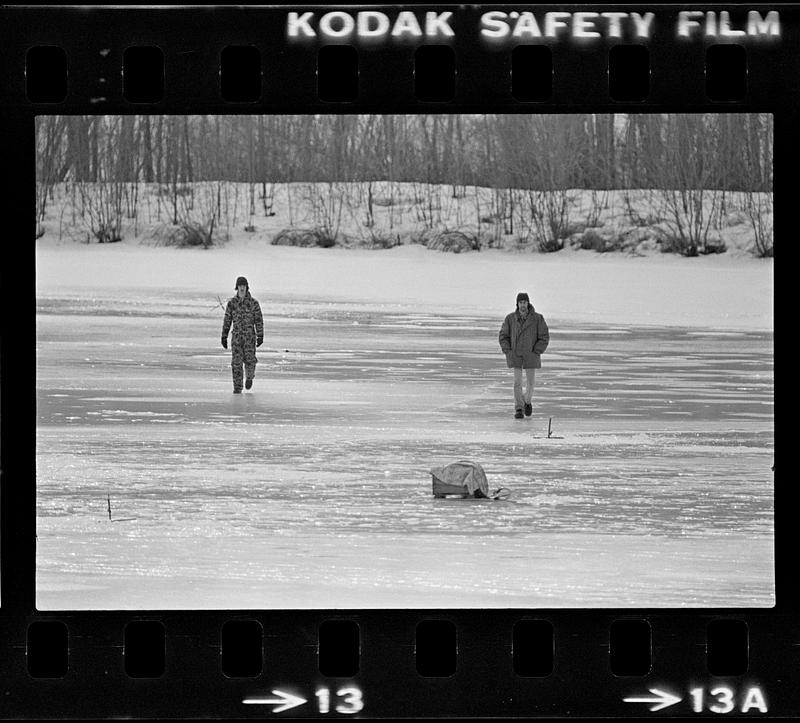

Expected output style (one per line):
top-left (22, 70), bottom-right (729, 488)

top-left (513, 367), bottom-right (536, 410)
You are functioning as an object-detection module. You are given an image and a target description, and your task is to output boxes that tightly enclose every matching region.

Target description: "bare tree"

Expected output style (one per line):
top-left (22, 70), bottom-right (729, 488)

top-left (658, 115), bottom-right (723, 256)
top-left (494, 115), bottom-right (583, 250)
top-left (34, 112), bottom-right (775, 256)
top-left (35, 116), bottom-right (67, 235)
top-left (744, 192), bottom-right (773, 257)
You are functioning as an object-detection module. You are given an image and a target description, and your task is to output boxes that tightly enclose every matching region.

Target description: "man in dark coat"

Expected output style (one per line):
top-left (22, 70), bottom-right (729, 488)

top-left (221, 276), bottom-right (264, 393)
top-left (499, 292), bottom-right (550, 418)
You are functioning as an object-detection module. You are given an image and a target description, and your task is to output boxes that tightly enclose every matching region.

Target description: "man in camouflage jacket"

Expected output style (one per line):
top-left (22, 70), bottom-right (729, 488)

top-left (221, 276), bottom-right (264, 393)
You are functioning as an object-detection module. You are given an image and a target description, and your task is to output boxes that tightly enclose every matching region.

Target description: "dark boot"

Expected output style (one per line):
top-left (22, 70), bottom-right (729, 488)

top-left (245, 377), bottom-right (253, 390)
top-left (514, 408), bottom-right (524, 419)
top-left (524, 402), bottom-right (532, 416)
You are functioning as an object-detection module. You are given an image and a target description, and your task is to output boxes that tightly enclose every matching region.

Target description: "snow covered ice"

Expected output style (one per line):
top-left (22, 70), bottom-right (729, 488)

top-left (35, 240), bottom-right (774, 609)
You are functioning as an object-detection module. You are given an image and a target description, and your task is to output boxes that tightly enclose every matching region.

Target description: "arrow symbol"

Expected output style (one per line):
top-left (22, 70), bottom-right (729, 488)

top-left (243, 690), bottom-right (307, 713)
top-left (623, 688), bottom-right (682, 712)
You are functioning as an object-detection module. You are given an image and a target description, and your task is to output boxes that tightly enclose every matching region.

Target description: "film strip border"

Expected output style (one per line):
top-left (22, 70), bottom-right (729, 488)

top-left (0, 5), bottom-right (797, 110)
top-left (1, 612), bottom-right (796, 717)
top-left (1, 2), bottom-right (794, 719)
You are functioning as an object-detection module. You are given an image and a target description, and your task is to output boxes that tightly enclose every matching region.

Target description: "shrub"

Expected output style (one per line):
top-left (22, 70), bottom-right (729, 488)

top-left (743, 192), bottom-right (773, 258)
top-left (579, 229), bottom-right (626, 253)
top-left (573, 226), bottom-right (662, 254)
top-left (658, 230), bottom-right (688, 255)
top-left (271, 227), bottom-right (336, 248)
top-left (657, 227), bottom-right (726, 257)
top-left (362, 232), bottom-right (401, 249)
top-left (427, 230), bottom-right (481, 253)
top-left (155, 222), bottom-right (222, 249)
top-left (699, 237), bottom-right (727, 255)
top-left (93, 221), bottom-right (123, 244)
top-left (408, 229), bottom-right (437, 247)
top-left (622, 227), bottom-right (661, 255)
top-left (538, 236), bottom-right (564, 253)
top-left (578, 229), bottom-right (606, 251)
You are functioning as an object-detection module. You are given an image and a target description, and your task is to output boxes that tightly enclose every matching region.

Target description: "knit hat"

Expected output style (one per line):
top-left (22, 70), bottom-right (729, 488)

top-left (516, 292), bottom-right (530, 303)
top-left (235, 276), bottom-right (249, 289)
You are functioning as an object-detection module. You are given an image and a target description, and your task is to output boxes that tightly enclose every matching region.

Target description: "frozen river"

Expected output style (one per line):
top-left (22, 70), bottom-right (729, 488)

top-left (35, 288), bottom-right (774, 609)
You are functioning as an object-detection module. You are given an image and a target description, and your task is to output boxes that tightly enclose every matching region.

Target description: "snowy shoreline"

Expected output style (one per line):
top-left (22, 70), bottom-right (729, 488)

top-left (37, 240), bottom-right (774, 332)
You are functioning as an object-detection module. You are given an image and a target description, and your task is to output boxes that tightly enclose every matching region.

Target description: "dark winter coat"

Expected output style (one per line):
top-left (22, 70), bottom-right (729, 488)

top-left (499, 307), bottom-right (550, 369)
top-left (222, 291), bottom-right (264, 344)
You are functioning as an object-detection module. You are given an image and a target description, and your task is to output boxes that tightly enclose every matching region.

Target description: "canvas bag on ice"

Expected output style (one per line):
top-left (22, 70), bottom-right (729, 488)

top-left (430, 460), bottom-right (490, 498)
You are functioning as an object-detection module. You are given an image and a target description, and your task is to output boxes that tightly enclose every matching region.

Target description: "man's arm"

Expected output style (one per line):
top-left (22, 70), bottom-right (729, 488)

top-left (221, 299), bottom-right (232, 338)
top-left (533, 315), bottom-right (549, 354)
top-left (254, 300), bottom-right (264, 345)
top-left (499, 315), bottom-right (511, 354)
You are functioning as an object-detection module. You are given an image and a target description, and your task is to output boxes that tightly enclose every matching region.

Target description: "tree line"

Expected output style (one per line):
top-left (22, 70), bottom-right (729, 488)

top-left (36, 113), bottom-right (772, 193)
top-left (35, 114), bottom-right (773, 258)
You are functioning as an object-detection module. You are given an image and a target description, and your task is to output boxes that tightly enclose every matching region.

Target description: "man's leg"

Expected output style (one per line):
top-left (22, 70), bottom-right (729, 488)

top-left (524, 368), bottom-right (536, 415)
top-left (513, 367), bottom-right (524, 414)
top-left (244, 339), bottom-right (257, 389)
top-left (231, 341), bottom-right (244, 393)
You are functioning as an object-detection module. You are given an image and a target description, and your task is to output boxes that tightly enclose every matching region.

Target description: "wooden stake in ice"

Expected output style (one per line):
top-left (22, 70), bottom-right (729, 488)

top-left (107, 494), bottom-right (112, 521)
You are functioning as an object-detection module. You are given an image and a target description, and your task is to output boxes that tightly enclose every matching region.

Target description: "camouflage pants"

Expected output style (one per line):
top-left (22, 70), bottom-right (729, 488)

top-left (230, 336), bottom-right (257, 391)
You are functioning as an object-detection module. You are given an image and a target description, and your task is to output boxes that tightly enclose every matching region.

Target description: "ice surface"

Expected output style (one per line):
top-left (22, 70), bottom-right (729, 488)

top-left (34, 245), bottom-right (774, 608)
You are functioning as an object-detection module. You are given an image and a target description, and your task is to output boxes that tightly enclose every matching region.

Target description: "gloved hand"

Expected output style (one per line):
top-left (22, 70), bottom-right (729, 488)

top-left (256, 336), bottom-right (263, 347)
top-left (221, 336), bottom-right (228, 349)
